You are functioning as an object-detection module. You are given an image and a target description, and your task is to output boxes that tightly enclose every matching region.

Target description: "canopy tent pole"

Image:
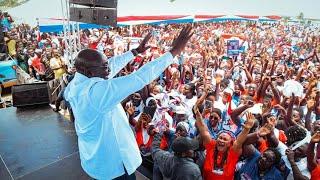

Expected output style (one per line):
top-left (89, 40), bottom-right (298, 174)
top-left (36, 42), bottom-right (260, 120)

top-left (129, 25), bottom-right (133, 37)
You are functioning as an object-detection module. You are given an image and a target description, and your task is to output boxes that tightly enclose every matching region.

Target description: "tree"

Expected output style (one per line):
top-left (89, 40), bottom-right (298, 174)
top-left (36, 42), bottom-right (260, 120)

top-left (297, 12), bottom-right (305, 24)
top-left (282, 16), bottom-right (291, 25)
top-left (0, 0), bottom-right (29, 8)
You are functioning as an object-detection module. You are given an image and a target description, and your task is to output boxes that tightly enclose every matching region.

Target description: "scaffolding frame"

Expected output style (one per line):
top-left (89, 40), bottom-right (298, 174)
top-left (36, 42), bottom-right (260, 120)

top-left (60, 0), bottom-right (81, 69)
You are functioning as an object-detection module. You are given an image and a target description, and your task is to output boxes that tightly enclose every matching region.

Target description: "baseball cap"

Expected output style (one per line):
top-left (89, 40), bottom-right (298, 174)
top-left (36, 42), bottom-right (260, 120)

top-left (172, 137), bottom-right (199, 153)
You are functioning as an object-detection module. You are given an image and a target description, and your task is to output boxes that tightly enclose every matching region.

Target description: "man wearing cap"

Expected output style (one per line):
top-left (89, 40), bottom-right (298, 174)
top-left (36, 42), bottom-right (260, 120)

top-left (64, 26), bottom-right (193, 180)
top-left (152, 132), bottom-right (202, 180)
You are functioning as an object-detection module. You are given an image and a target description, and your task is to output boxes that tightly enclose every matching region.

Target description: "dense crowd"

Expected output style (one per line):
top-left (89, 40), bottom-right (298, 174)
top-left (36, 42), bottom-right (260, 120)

top-left (2, 10), bottom-right (320, 180)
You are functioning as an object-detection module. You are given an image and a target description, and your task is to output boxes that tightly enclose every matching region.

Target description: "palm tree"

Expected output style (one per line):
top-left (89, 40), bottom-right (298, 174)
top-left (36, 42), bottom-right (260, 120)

top-left (0, 0), bottom-right (29, 8)
top-left (282, 16), bottom-right (290, 25)
top-left (297, 12), bottom-right (305, 24)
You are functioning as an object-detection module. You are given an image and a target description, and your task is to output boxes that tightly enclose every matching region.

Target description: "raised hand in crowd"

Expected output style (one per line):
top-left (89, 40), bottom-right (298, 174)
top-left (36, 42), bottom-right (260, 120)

top-left (170, 25), bottom-right (194, 57)
top-left (135, 32), bottom-right (152, 54)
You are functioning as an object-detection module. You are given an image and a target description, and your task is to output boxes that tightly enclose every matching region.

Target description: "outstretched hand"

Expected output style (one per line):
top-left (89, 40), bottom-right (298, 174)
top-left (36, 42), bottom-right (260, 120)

top-left (311, 132), bottom-right (320, 143)
top-left (170, 25), bottom-right (194, 57)
top-left (285, 149), bottom-right (295, 162)
top-left (243, 112), bottom-right (255, 129)
top-left (135, 32), bottom-right (152, 54)
top-left (125, 102), bottom-right (135, 116)
top-left (193, 105), bottom-right (202, 118)
top-left (258, 123), bottom-right (273, 137)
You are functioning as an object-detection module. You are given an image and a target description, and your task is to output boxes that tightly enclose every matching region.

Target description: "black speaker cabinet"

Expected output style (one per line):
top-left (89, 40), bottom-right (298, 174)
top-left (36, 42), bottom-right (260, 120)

top-left (70, 7), bottom-right (117, 27)
top-left (70, 0), bottom-right (117, 8)
top-left (12, 82), bottom-right (49, 107)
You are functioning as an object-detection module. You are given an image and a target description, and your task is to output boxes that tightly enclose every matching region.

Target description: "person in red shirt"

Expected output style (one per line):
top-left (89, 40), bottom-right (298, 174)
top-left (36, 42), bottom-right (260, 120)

top-left (194, 104), bottom-right (256, 180)
top-left (135, 113), bottom-right (154, 152)
top-left (88, 29), bottom-right (105, 50)
top-left (307, 132), bottom-right (320, 180)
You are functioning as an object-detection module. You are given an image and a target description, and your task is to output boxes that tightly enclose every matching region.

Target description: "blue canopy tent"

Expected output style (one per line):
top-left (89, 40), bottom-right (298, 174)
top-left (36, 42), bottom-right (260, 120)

top-left (39, 24), bottom-right (109, 33)
top-left (38, 15), bottom-right (282, 33)
top-left (39, 18), bottom-right (109, 33)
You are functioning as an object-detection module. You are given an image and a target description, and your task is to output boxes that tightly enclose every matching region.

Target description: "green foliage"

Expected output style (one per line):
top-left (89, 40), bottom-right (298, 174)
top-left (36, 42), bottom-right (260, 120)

top-left (282, 16), bottom-right (290, 24)
top-left (297, 12), bottom-right (304, 20)
top-left (0, 0), bottom-right (29, 8)
top-left (296, 12), bottom-right (305, 24)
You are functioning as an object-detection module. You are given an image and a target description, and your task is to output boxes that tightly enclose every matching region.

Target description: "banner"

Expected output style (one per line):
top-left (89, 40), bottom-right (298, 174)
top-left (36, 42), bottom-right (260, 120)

top-left (227, 40), bottom-right (240, 56)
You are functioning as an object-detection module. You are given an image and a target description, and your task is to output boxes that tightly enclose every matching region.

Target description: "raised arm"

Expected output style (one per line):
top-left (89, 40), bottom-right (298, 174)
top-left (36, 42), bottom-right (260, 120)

top-left (243, 123), bottom-right (274, 157)
top-left (214, 77), bottom-right (221, 101)
top-left (284, 93), bottom-right (297, 127)
top-left (295, 68), bottom-right (304, 82)
top-left (232, 112), bottom-right (255, 153)
top-left (243, 66), bottom-right (253, 83)
top-left (305, 99), bottom-right (315, 131)
top-left (255, 77), bottom-right (266, 100)
top-left (230, 102), bottom-right (253, 126)
top-left (314, 49), bottom-right (319, 62)
top-left (269, 57), bottom-right (277, 76)
top-left (307, 132), bottom-right (320, 172)
top-left (259, 77), bottom-right (271, 99)
top-left (108, 33), bottom-right (152, 78)
top-left (91, 26), bottom-right (194, 111)
top-left (286, 149), bottom-right (309, 180)
top-left (269, 80), bottom-right (281, 104)
top-left (194, 105), bottom-right (212, 145)
top-left (301, 80), bottom-right (317, 106)
top-left (197, 82), bottom-right (209, 106)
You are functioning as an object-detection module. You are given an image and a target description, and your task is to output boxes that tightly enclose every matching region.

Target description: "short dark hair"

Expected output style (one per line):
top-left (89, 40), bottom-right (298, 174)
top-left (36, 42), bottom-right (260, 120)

top-left (285, 125), bottom-right (306, 146)
top-left (211, 108), bottom-right (222, 118)
top-left (262, 113), bottom-right (275, 125)
top-left (74, 49), bottom-right (104, 76)
top-left (221, 78), bottom-right (229, 84)
top-left (207, 91), bottom-right (215, 97)
top-left (187, 83), bottom-right (196, 96)
top-left (293, 107), bottom-right (304, 118)
top-left (266, 148), bottom-right (281, 166)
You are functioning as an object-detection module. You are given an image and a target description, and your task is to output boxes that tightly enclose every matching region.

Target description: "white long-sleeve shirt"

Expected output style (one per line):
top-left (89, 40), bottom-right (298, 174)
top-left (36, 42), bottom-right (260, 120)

top-left (64, 51), bottom-right (175, 179)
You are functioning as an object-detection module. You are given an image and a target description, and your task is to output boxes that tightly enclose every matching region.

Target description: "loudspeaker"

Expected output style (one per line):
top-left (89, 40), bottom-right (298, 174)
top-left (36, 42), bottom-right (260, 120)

top-left (69, 0), bottom-right (117, 8)
top-left (12, 82), bottom-right (49, 107)
top-left (70, 7), bottom-right (117, 26)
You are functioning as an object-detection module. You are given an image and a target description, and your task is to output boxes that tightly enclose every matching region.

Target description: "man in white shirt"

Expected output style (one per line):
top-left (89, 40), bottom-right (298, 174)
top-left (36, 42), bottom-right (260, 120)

top-left (64, 26), bottom-right (193, 180)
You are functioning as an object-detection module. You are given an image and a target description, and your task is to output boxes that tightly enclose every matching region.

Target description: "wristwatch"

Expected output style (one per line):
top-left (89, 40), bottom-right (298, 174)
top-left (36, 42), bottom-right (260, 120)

top-left (131, 49), bottom-right (139, 56)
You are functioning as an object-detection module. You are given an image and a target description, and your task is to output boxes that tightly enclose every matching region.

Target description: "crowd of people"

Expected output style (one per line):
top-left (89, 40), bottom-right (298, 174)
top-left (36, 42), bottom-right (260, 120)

top-left (121, 22), bottom-right (320, 180)
top-left (2, 11), bottom-right (320, 180)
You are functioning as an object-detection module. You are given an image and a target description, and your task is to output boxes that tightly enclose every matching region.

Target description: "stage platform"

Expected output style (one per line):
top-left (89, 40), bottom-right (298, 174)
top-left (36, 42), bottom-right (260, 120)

top-left (0, 106), bottom-right (150, 180)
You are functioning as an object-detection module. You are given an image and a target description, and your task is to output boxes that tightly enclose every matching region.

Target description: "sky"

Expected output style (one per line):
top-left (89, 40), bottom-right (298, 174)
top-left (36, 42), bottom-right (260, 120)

top-left (119, 0), bottom-right (320, 19)
top-left (5, 0), bottom-right (320, 25)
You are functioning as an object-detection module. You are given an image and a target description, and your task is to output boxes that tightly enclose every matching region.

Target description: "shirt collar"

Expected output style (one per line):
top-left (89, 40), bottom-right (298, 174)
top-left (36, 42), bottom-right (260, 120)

top-left (75, 72), bottom-right (89, 80)
top-left (174, 156), bottom-right (194, 163)
top-left (71, 72), bottom-right (90, 85)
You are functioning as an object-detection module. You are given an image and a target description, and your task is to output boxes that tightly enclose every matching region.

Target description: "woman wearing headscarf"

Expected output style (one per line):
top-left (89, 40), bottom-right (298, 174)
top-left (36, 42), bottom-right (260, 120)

top-left (194, 103), bottom-right (255, 180)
